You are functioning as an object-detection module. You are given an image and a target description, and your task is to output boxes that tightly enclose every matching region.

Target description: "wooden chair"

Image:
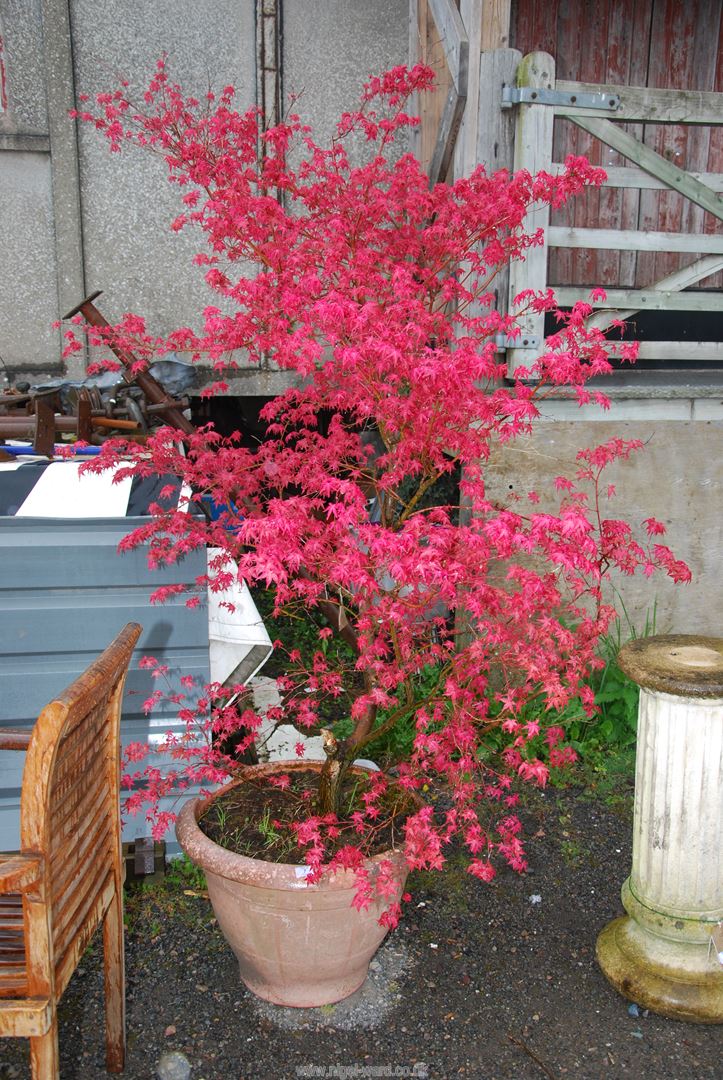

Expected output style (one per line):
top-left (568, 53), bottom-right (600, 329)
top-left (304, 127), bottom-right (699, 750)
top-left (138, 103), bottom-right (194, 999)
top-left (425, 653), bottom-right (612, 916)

top-left (0, 622), bottom-right (141, 1077)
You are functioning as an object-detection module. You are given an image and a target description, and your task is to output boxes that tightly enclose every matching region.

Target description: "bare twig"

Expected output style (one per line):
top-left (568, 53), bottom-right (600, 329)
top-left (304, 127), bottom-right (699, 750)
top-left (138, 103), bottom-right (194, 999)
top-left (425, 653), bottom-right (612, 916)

top-left (507, 1033), bottom-right (558, 1080)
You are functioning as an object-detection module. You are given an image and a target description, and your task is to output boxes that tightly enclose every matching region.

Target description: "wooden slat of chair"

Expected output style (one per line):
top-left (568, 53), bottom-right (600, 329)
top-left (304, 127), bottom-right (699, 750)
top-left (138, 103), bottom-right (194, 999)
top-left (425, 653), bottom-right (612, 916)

top-left (0, 622), bottom-right (141, 1078)
top-left (0, 893), bottom-right (26, 995)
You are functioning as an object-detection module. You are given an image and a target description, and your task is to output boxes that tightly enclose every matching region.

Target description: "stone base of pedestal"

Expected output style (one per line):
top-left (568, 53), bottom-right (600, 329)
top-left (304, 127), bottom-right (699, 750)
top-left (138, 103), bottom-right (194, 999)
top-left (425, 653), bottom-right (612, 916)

top-left (597, 916), bottom-right (723, 1024)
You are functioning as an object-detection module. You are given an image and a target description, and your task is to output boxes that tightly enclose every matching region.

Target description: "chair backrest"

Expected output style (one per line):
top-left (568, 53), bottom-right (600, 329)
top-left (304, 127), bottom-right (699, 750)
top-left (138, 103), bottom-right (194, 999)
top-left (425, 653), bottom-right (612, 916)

top-left (20, 622), bottom-right (141, 996)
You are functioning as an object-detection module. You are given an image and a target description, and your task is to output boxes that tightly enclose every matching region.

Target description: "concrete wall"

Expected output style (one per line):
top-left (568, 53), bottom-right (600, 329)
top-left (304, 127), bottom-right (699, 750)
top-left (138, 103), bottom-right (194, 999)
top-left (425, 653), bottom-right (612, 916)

top-left (72, 0), bottom-right (257, 344)
top-left (0, 0), bottom-right (409, 381)
top-left (1, 0), bottom-right (255, 376)
top-left (484, 406), bottom-right (723, 637)
top-left (0, 0), bottom-right (57, 371)
top-left (282, 0), bottom-right (409, 146)
top-left (0, 150), bottom-right (58, 370)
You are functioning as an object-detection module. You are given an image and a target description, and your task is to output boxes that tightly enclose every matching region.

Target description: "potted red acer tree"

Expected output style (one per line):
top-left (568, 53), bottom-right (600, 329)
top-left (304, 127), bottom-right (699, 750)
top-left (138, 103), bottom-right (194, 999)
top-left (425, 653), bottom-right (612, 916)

top-left (69, 62), bottom-right (690, 1007)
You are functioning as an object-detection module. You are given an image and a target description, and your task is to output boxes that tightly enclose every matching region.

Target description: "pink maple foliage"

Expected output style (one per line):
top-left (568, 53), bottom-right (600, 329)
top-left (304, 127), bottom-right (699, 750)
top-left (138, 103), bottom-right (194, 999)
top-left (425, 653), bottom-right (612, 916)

top-left (69, 61), bottom-right (690, 921)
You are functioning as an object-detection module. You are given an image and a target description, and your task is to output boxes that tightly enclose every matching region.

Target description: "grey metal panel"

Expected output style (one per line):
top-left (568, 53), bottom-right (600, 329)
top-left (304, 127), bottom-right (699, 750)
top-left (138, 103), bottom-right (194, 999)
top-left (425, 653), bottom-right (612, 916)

top-left (0, 517), bottom-right (211, 852)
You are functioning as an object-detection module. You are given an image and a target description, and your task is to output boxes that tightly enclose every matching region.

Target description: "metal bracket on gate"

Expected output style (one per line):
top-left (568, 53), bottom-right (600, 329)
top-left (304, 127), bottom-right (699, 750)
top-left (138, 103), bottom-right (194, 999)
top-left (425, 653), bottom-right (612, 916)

top-left (494, 333), bottom-right (540, 352)
top-left (502, 86), bottom-right (620, 111)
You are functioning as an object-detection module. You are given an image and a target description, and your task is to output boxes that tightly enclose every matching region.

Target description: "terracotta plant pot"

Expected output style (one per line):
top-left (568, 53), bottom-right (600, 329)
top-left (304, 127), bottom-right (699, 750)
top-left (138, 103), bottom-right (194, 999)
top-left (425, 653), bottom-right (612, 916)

top-left (175, 761), bottom-right (411, 1007)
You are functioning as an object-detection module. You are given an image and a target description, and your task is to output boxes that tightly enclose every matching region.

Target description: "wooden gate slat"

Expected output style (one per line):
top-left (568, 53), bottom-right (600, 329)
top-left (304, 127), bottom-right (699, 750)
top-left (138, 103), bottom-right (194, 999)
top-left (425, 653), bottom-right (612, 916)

top-left (598, 166), bottom-right (723, 191)
top-left (549, 0), bottom-right (578, 285)
top-left (554, 82), bottom-right (723, 124)
top-left (507, 50), bottom-right (554, 375)
top-left (555, 288), bottom-right (723, 313)
top-left (582, 256), bottom-right (723, 333)
top-left (569, 115), bottom-right (723, 223)
top-left (573, 0), bottom-right (610, 286)
top-left (548, 227), bottom-right (723, 253)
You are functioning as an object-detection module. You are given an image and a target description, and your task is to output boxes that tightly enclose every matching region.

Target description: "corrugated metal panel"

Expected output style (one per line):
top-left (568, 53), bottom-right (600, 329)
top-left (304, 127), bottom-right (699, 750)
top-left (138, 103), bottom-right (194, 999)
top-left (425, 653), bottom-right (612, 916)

top-left (0, 516), bottom-right (210, 852)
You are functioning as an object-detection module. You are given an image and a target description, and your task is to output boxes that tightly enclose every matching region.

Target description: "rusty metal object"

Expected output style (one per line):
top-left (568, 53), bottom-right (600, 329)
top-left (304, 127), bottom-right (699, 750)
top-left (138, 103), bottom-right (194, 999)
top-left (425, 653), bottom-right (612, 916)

top-left (0, 399), bottom-right (142, 455)
top-left (33, 397), bottom-right (56, 457)
top-left (0, 392), bottom-right (33, 408)
top-left (63, 291), bottom-right (195, 435)
top-left (145, 399), bottom-right (188, 414)
top-left (0, 414), bottom-right (133, 437)
top-left (90, 416), bottom-right (142, 431)
top-left (1, 292), bottom-right (196, 456)
top-left (0, 412), bottom-right (82, 434)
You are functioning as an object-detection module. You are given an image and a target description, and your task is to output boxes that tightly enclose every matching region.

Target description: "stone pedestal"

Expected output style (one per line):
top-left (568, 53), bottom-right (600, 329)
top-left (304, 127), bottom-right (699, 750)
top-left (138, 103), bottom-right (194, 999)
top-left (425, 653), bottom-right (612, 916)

top-left (596, 635), bottom-right (723, 1023)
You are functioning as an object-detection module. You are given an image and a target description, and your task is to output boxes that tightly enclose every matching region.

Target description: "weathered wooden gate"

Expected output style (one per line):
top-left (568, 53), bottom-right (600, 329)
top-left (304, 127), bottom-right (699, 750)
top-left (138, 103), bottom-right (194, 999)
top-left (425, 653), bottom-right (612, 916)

top-left (505, 51), bottom-right (723, 376)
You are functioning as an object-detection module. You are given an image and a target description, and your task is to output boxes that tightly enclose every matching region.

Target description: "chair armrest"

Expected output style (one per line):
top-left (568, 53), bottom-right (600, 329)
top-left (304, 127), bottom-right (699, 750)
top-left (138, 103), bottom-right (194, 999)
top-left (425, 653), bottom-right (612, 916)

top-left (0, 855), bottom-right (42, 892)
top-left (0, 728), bottom-right (32, 750)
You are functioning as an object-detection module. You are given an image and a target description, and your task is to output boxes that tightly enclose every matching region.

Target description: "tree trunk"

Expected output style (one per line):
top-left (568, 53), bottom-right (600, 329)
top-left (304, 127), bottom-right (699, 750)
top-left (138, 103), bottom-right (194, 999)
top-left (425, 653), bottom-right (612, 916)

top-left (316, 729), bottom-right (351, 816)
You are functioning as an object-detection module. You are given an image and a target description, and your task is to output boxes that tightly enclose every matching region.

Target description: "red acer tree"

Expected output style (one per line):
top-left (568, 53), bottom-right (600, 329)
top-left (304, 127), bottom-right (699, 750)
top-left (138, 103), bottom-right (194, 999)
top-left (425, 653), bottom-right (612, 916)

top-left (68, 62), bottom-right (689, 916)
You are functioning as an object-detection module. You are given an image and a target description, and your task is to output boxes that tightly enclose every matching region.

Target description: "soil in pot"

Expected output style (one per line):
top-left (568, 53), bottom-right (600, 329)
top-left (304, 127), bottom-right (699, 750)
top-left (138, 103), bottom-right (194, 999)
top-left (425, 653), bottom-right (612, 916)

top-left (197, 764), bottom-right (413, 863)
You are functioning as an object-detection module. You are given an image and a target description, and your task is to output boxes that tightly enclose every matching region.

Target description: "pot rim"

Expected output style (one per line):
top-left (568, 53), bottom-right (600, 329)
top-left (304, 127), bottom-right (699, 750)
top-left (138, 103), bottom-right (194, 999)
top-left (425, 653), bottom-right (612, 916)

top-left (175, 759), bottom-right (411, 891)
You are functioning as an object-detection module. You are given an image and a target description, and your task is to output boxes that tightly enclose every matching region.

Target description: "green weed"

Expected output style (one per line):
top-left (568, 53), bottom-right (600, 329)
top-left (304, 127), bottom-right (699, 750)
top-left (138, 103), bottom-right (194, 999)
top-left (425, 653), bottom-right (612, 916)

top-left (124, 854), bottom-right (208, 933)
top-left (164, 854), bottom-right (207, 892)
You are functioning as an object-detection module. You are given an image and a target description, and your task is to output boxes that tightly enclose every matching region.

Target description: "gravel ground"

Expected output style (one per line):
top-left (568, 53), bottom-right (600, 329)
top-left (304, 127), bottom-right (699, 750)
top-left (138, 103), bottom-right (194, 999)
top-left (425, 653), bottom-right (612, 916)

top-left (1, 784), bottom-right (721, 1080)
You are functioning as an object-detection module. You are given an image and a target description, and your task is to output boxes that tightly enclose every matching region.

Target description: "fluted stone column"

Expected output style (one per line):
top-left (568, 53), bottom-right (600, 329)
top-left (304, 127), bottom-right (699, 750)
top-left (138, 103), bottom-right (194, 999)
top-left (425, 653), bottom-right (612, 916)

top-left (596, 635), bottom-right (723, 1023)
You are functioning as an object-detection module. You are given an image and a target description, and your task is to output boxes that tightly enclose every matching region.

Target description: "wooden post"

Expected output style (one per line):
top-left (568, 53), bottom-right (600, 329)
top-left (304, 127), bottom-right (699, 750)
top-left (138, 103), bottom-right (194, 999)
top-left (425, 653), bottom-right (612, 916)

top-left (473, 48), bottom-right (521, 320)
top-left (412, 0), bottom-right (455, 178)
top-left (452, 34), bottom-right (519, 651)
top-left (454, 0), bottom-right (484, 180)
top-left (454, 1), bottom-right (513, 180)
top-left (480, 0), bottom-right (511, 51)
top-left (506, 51), bottom-right (555, 377)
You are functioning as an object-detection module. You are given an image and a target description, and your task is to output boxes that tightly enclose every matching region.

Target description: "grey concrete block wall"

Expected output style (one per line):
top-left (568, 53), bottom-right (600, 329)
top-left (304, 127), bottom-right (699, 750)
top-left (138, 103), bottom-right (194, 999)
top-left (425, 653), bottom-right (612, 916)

top-left (0, 152), bottom-right (58, 370)
top-left (71, 0), bottom-right (409, 359)
top-left (282, 0), bottom-right (409, 147)
top-left (484, 418), bottom-right (723, 637)
top-left (71, 0), bottom-right (257, 342)
top-left (0, 0), bottom-right (410, 378)
top-left (0, 0), bottom-right (48, 132)
top-left (0, 1), bottom-right (55, 373)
